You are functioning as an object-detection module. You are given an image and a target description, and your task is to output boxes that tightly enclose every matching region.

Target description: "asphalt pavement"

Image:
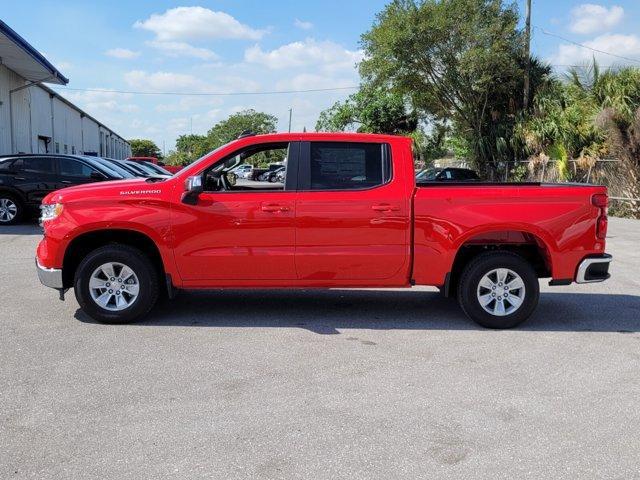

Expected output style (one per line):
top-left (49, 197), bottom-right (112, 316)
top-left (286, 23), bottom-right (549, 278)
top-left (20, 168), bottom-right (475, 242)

top-left (1, 218), bottom-right (639, 479)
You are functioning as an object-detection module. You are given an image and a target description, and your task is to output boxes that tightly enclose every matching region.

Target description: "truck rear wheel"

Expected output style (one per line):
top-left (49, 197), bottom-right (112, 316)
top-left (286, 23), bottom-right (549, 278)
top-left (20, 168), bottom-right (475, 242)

top-left (74, 245), bottom-right (159, 324)
top-left (457, 251), bottom-right (539, 329)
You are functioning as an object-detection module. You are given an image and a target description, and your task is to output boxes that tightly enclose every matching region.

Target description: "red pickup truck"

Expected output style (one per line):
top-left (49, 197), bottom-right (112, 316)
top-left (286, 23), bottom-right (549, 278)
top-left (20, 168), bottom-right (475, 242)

top-left (36, 133), bottom-right (611, 329)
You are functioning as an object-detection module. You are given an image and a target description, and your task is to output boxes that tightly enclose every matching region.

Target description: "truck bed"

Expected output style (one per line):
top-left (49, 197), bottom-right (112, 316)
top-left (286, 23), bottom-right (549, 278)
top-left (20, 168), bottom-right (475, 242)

top-left (411, 182), bottom-right (607, 286)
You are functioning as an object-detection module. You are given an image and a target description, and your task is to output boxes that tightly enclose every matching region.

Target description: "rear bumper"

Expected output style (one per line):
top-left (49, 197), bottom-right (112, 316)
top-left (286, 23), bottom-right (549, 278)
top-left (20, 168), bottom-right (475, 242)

top-left (36, 258), bottom-right (63, 289)
top-left (576, 254), bottom-right (612, 283)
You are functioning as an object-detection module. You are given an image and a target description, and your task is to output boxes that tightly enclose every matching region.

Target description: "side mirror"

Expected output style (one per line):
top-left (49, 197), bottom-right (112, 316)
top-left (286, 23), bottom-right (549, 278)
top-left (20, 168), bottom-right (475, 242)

top-left (90, 171), bottom-right (107, 180)
top-left (182, 175), bottom-right (203, 205)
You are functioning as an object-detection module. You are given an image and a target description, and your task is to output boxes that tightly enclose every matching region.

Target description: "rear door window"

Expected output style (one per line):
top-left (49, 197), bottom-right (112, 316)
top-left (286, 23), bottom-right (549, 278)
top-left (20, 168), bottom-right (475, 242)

top-left (0, 159), bottom-right (15, 172)
top-left (304, 142), bottom-right (391, 191)
top-left (58, 158), bottom-right (96, 178)
top-left (14, 157), bottom-right (56, 175)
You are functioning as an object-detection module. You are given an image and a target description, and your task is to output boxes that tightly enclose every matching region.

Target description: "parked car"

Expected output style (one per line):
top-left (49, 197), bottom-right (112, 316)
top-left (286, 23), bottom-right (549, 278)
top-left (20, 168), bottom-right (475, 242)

top-left (127, 156), bottom-right (182, 174)
top-left (36, 133), bottom-right (611, 329)
top-left (416, 167), bottom-right (480, 182)
top-left (273, 167), bottom-right (286, 184)
top-left (127, 156), bottom-right (159, 165)
top-left (93, 158), bottom-right (147, 178)
top-left (141, 161), bottom-right (173, 176)
top-left (233, 164), bottom-right (253, 179)
top-left (160, 165), bottom-right (184, 175)
top-left (258, 164), bottom-right (285, 182)
top-left (111, 159), bottom-right (170, 178)
top-left (0, 154), bottom-right (133, 225)
top-left (268, 166), bottom-right (286, 183)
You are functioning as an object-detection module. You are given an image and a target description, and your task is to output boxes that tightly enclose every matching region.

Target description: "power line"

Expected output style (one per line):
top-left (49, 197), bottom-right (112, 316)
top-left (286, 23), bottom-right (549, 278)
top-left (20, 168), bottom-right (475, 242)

top-left (54, 85), bottom-right (359, 97)
top-left (537, 27), bottom-right (640, 65)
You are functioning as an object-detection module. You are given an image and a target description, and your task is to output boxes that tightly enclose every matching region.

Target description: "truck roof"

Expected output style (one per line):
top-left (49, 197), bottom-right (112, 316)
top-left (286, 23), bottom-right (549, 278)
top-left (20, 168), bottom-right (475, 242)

top-left (243, 132), bottom-right (411, 142)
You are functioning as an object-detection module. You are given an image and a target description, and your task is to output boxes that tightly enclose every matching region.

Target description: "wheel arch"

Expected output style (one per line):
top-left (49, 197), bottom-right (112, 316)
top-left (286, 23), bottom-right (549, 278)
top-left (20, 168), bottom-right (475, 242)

top-left (62, 228), bottom-right (166, 289)
top-left (0, 186), bottom-right (27, 204)
top-left (444, 228), bottom-right (553, 298)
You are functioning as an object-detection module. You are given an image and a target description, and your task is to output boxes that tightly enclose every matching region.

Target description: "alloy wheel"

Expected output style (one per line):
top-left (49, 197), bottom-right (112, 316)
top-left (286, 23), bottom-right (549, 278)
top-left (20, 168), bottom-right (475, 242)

top-left (0, 198), bottom-right (18, 223)
top-left (476, 268), bottom-right (526, 316)
top-left (89, 262), bottom-right (140, 311)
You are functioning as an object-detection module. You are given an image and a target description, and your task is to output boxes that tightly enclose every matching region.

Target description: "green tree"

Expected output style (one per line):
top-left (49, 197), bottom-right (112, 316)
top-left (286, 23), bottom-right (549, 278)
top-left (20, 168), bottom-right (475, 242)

top-left (129, 139), bottom-right (162, 158)
top-left (175, 134), bottom-right (211, 159)
top-left (165, 110), bottom-right (279, 166)
top-left (207, 109), bottom-right (278, 149)
top-left (316, 86), bottom-right (418, 134)
top-left (360, 0), bottom-right (551, 177)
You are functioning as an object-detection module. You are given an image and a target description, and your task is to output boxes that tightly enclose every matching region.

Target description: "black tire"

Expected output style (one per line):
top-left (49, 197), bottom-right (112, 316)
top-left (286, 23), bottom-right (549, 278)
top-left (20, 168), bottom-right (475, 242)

top-left (0, 193), bottom-right (24, 225)
top-left (74, 245), bottom-right (159, 324)
top-left (457, 251), bottom-right (539, 329)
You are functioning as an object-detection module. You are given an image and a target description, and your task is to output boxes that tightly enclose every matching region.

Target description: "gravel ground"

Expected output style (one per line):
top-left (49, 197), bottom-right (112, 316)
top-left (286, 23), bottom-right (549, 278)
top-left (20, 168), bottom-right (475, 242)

top-left (1, 218), bottom-right (639, 479)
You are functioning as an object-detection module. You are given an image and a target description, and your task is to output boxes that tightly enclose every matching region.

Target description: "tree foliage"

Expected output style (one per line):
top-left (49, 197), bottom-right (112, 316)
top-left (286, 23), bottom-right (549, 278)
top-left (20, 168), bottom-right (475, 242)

top-left (207, 109), bottom-right (278, 149)
top-left (316, 86), bottom-right (417, 134)
top-left (165, 109), bottom-right (278, 165)
top-left (359, 0), bottom-right (551, 177)
top-left (128, 139), bottom-right (162, 159)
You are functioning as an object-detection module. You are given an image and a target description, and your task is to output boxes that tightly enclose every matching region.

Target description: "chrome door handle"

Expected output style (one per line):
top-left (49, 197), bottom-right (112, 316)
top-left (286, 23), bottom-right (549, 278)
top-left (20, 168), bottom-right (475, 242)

top-left (261, 204), bottom-right (290, 212)
top-left (372, 204), bottom-right (399, 212)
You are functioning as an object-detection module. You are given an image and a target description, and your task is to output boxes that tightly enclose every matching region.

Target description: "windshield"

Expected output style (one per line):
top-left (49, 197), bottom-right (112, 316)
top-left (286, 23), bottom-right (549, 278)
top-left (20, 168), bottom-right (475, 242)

top-left (142, 162), bottom-right (172, 176)
top-left (184, 142), bottom-right (233, 173)
top-left (80, 156), bottom-right (132, 179)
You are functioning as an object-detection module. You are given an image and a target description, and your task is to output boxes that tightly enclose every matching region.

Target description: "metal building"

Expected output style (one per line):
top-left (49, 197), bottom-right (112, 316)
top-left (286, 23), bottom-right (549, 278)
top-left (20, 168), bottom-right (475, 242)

top-left (0, 20), bottom-right (131, 159)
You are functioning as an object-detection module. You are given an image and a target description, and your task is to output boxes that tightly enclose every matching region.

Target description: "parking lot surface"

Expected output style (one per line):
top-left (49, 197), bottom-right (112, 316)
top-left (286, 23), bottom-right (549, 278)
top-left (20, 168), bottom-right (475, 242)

top-left (1, 218), bottom-right (639, 479)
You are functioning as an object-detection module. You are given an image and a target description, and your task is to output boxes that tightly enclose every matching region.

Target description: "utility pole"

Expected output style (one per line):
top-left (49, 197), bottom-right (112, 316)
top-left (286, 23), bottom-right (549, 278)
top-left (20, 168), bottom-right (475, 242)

top-left (523, 0), bottom-right (532, 110)
top-left (288, 108), bottom-right (292, 133)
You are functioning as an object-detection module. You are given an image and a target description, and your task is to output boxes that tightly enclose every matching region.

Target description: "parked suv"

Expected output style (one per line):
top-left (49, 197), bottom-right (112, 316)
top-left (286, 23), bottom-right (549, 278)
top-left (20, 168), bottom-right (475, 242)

top-left (0, 154), bottom-right (132, 225)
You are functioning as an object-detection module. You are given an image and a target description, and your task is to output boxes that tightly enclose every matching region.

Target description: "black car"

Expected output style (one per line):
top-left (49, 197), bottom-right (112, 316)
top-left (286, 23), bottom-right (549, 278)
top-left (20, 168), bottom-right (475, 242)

top-left (416, 167), bottom-right (480, 182)
top-left (0, 154), bottom-right (133, 225)
top-left (141, 161), bottom-right (173, 176)
top-left (97, 158), bottom-right (170, 178)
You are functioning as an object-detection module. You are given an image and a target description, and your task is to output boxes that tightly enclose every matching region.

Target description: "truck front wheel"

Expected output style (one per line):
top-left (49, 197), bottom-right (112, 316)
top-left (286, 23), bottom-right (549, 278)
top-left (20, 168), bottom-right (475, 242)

top-left (457, 251), bottom-right (539, 329)
top-left (74, 245), bottom-right (159, 324)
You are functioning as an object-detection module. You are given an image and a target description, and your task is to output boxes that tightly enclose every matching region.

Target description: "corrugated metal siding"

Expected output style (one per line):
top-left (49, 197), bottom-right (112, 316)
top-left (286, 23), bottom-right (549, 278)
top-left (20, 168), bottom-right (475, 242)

top-left (0, 64), bottom-right (24, 154)
top-left (11, 83), bottom-right (31, 153)
top-left (82, 116), bottom-right (99, 155)
top-left (52, 97), bottom-right (82, 155)
top-left (0, 64), bottom-right (130, 158)
top-left (30, 86), bottom-right (53, 151)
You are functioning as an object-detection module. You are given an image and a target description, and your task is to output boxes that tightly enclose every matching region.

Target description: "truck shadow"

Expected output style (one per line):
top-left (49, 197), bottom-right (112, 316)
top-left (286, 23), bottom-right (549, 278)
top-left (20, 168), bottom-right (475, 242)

top-left (75, 289), bottom-right (640, 334)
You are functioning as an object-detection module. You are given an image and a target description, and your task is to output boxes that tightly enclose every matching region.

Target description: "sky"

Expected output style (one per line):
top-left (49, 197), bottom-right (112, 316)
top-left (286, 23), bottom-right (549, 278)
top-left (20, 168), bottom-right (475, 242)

top-left (3, 0), bottom-right (640, 152)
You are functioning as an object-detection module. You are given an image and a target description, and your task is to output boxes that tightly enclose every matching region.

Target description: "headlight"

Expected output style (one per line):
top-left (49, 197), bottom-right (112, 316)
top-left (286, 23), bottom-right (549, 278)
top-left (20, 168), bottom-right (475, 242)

top-left (39, 203), bottom-right (63, 224)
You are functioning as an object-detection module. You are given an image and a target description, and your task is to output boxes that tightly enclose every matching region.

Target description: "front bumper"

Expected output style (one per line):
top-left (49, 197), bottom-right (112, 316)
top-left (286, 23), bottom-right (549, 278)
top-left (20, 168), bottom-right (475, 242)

top-left (576, 254), bottom-right (612, 283)
top-left (36, 258), bottom-right (63, 289)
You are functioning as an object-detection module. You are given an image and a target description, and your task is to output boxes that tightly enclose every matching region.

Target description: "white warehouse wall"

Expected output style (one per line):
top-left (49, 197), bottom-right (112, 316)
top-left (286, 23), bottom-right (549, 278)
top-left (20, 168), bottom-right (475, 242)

top-left (0, 64), bottom-right (130, 159)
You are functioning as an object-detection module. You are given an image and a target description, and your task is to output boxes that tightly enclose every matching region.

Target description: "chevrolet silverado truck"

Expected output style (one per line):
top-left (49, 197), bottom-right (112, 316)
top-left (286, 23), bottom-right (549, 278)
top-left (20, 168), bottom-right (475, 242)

top-left (36, 133), bottom-right (612, 329)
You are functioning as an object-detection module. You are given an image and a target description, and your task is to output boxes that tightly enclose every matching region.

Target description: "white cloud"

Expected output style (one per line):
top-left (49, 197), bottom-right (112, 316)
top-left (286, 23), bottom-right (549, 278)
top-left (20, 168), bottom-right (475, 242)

top-left (275, 74), bottom-right (356, 91)
top-left (155, 97), bottom-right (223, 113)
top-left (147, 41), bottom-right (218, 60)
top-left (550, 33), bottom-right (640, 66)
top-left (63, 89), bottom-right (139, 113)
top-left (105, 48), bottom-right (140, 59)
top-left (294, 19), bottom-right (313, 30)
top-left (244, 39), bottom-right (363, 71)
top-left (134, 6), bottom-right (266, 42)
top-left (124, 70), bottom-right (210, 92)
top-left (124, 70), bottom-right (261, 95)
top-left (569, 4), bottom-right (624, 34)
